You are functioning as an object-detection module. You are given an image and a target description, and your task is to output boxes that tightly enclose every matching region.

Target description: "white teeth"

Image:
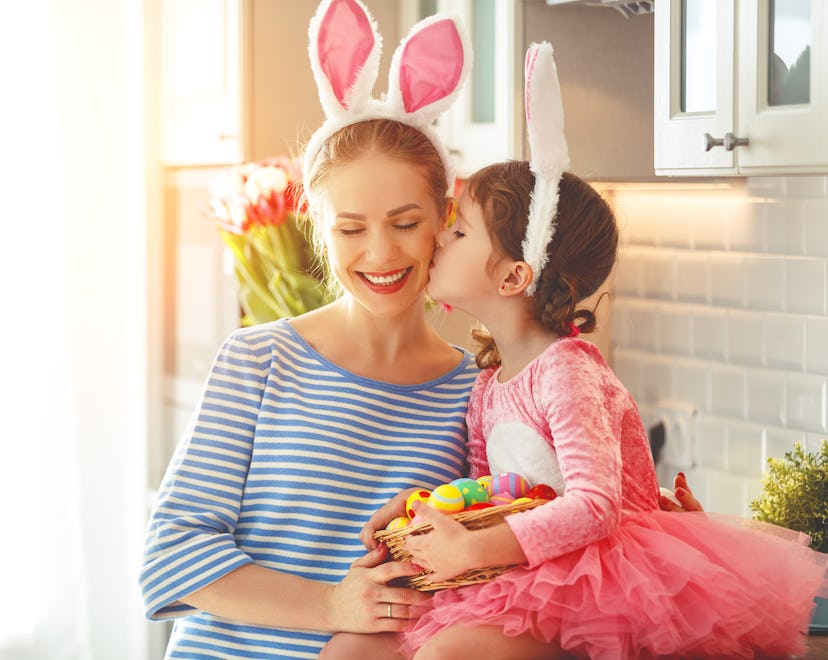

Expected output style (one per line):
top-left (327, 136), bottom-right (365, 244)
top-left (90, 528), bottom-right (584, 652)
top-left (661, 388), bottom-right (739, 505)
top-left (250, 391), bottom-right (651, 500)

top-left (363, 269), bottom-right (407, 285)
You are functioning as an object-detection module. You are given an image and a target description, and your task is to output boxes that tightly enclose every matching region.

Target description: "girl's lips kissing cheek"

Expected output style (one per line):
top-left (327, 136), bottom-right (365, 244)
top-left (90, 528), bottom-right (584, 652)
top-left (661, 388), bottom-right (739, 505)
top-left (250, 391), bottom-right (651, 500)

top-left (358, 267), bottom-right (412, 294)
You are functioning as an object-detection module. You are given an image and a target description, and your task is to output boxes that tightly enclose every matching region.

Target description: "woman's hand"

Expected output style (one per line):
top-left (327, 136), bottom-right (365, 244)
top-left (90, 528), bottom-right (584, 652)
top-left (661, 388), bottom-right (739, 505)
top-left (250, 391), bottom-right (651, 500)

top-left (659, 472), bottom-right (704, 512)
top-left (323, 544), bottom-right (430, 633)
top-left (361, 487), bottom-right (419, 549)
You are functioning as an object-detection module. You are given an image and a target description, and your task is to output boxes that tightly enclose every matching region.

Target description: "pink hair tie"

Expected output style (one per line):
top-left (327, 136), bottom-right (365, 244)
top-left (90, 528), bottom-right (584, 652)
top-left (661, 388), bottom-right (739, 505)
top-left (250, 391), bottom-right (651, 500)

top-left (568, 322), bottom-right (580, 337)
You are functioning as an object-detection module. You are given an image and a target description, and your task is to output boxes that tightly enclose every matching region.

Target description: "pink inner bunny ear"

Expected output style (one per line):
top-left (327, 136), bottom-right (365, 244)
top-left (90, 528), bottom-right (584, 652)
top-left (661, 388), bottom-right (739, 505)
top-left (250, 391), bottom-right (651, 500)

top-left (524, 45), bottom-right (540, 122)
top-left (317, 0), bottom-right (375, 108)
top-left (398, 18), bottom-right (464, 113)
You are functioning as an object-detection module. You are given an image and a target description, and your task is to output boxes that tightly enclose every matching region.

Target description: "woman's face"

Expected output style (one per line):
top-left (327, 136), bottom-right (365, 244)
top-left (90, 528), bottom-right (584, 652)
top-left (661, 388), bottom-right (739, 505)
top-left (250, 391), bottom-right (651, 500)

top-left (318, 152), bottom-right (448, 317)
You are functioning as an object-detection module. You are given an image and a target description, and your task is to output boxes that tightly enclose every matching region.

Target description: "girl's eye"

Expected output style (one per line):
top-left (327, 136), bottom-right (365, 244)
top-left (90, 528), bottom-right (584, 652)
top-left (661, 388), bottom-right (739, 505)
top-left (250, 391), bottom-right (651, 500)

top-left (453, 230), bottom-right (465, 238)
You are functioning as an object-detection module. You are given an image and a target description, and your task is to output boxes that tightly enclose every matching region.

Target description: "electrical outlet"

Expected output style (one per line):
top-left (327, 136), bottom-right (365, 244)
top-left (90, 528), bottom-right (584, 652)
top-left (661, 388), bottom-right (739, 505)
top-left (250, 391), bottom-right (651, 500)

top-left (655, 400), bottom-right (698, 469)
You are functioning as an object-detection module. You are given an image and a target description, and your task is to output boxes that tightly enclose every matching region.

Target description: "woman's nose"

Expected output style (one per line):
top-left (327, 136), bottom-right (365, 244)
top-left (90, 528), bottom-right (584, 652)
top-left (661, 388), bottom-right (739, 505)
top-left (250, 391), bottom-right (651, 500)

top-left (366, 227), bottom-right (396, 261)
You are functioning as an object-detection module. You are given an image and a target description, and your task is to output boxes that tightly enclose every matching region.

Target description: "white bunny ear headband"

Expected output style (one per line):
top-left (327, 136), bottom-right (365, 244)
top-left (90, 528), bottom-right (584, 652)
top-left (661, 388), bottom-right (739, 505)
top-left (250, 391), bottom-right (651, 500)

top-left (302, 0), bottom-right (472, 205)
top-left (521, 42), bottom-right (570, 296)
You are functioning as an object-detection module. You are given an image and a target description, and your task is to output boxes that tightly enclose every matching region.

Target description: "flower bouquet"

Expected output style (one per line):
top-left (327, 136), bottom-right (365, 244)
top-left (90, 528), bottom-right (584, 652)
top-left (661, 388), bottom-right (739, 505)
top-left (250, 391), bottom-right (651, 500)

top-left (207, 157), bottom-right (334, 326)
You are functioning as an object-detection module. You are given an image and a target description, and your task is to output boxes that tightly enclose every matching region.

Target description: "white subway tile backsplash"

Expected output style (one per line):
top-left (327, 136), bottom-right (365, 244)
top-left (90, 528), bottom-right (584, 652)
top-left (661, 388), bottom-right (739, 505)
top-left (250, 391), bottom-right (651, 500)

top-left (746, 370), bottom-right (786, 426)
top-left (804, 317), bottom-right (828, 374)
top-left (710, 366), bottom-right (746, 419)
top-left (641, 252), bottom-right (675, 300)
top-left (745, 256), bottom-right (786, 311)
top-left (709, 254), bottom-right (746, 307)
top-left (691, 199), bottom-right (730, 250)
top-left (728, 200), bottom-right (765, 253)
top-left (763, 427), bottom-right (807, 466)
top-left (765, 201), bottom-right (805, 255)
top-left (692, 307), bottom-right (728, 362)
top-left (727, 311), bottom-right (765, 366)
top-left (672, 359), bottom-right (710, 410)
top-left (785, 373), bottom-right (827, 433)
top-left (675, 253), bottom-right (710, 303)
top-left (638, 355), bottom-right (675, 403)
top-left (784, 176), bottom-right (828, 198)
top-left (727, 422), bottom-right (765, 477)
top-left (785, 258), bottom-right (825, 315)
top-left (695, 417), bottom-right (727, 470)
top-left (804, 199), bottom-right (828, 257)
top-left (658, 305), bottom-right (693, 356)
top-left (614, 247), bottom-right (643, 296)
top-left (765, 315), bottom-right (805, 371)
top-left (805, 433), bottom-right (828, 452)
top-left (610, 177), bottom-right (828, 516)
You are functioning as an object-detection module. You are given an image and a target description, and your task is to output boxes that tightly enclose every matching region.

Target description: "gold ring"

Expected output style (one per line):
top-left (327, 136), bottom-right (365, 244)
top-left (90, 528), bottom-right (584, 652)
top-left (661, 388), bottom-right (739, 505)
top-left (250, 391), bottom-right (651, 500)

top-left (387, 602), bottom-right (392, 618)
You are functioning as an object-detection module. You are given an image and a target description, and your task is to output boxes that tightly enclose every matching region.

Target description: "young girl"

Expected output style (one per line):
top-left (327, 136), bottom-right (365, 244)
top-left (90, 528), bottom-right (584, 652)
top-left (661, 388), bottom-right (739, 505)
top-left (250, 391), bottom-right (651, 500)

top-left (370, 43), bottom-right (828, 660)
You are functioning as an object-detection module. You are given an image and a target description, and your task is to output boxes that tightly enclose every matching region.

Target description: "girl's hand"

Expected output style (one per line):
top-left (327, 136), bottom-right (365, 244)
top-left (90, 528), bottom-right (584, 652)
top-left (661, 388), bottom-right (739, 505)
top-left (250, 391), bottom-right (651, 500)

top-left (323, 544), bottom-right (431, 633)
top-left (403, 501), bottom-right (480, 582)
top-left (361, 487), bottom-right (419, 549)
top-left (659, 472), bottom-right (704, 512)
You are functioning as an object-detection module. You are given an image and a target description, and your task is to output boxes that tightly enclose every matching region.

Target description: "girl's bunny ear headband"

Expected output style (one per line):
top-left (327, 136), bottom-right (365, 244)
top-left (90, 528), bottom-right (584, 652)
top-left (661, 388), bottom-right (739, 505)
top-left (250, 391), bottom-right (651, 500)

top-left (522, 42), bottom-right (570, 296)
top-left (303, 0), bottom-right (472, 206)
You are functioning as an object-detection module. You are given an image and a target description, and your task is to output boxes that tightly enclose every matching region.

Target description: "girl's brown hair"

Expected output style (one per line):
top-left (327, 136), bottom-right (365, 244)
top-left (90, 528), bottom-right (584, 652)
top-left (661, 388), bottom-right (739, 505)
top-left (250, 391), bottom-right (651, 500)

top-left (466, 161), bottom-right (618, 368)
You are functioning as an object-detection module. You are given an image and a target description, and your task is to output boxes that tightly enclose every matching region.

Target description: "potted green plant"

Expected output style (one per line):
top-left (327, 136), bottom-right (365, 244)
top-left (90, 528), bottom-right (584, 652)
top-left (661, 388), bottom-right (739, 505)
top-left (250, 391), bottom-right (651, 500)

top-left (750, 440), bottom-right (828, 634)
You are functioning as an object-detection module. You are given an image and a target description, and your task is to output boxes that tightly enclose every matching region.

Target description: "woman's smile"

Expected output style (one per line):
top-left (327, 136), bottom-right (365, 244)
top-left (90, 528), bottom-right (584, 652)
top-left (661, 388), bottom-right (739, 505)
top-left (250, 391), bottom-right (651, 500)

top-left (358, 266), bottom-right (412, 293)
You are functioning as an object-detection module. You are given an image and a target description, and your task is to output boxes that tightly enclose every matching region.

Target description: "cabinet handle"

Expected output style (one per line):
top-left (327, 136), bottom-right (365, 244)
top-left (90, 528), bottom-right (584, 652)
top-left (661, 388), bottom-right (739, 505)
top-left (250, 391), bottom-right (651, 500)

top-left (703, 133), bottom-right (724, 151)
top-left (723, 132), bottom-right (749, 151)
top-left (704, 132), bottom-right (749, 152)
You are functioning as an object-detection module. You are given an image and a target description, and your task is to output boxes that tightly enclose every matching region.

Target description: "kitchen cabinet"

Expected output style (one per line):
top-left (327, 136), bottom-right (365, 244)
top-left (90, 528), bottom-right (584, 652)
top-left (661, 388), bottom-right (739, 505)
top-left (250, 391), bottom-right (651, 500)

top-left (655, 0), bottom-right (828, 175)
top-left (161, 0), bottom-right (246, 166)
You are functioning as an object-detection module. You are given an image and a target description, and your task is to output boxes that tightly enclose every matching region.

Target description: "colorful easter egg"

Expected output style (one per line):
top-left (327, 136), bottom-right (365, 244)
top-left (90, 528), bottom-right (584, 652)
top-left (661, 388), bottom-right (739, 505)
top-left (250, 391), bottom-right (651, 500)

top-left (476, 475), bottom-right (493, 492)
top-left (512, 497), bottom-right (534, 505)
top-left (465, 501), bottom-right (495, 511)
top-left (526, 483), bottom-right (558, 501)
top-left (489, 491), bottom-right (516, 506)
top-left (489, 472), bottom-right (530, 498)
top-left (450, 477), bottom-right (490, 507)
top-left (427, 483), bottom-right (465, 514)
top-left (405, 489), bottom-right (431, 518)
top-left (385, 516), bottom-right (410, 531)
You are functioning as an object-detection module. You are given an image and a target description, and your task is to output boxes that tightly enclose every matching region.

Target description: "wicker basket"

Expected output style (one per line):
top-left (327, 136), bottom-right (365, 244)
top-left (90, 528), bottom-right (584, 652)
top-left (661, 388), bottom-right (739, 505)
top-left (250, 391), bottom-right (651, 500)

top-left (373, 498), bottom-right (548, 591)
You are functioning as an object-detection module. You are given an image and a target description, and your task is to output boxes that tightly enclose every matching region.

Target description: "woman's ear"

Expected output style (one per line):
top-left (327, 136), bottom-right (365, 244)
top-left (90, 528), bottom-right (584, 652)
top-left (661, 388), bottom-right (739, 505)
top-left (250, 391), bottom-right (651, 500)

top-left (497, 260), bottom-right (534, 296)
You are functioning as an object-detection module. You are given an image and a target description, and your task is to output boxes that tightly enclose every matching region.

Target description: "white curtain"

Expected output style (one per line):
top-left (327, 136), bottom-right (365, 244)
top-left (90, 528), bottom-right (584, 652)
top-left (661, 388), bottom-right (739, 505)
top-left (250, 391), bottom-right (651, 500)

top-left (0, 1), bottom-right (151, 658)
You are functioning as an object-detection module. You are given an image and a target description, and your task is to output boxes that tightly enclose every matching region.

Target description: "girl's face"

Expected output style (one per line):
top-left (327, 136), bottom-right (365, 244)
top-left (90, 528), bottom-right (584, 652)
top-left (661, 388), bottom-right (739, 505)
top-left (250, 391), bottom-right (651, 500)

top-left (319, 152), bottom-right (448, 317)
top-left (427, 189), bottom-right (499, 314)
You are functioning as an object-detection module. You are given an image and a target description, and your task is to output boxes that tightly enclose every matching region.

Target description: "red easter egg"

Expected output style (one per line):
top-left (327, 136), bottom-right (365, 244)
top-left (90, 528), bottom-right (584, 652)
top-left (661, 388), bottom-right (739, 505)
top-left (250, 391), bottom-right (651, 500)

top-left (526, 483), bottom-right (558, 501)
top-left (465, 502), bottom-right (495, 511)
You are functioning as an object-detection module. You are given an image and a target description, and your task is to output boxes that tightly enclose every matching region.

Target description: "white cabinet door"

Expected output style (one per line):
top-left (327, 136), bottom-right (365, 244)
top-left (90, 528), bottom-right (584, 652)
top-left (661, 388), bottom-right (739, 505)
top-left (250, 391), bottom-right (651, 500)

top-left (737, 0), bottom-right (828, 172)
top-left (654, 0), bottom-right (736, 174)
top-left (655, 0), bottom-right (828, 175)
top-left (401, 0), bottom-right (525, 178)
top-left (162, 0), bottom-right (244, 166)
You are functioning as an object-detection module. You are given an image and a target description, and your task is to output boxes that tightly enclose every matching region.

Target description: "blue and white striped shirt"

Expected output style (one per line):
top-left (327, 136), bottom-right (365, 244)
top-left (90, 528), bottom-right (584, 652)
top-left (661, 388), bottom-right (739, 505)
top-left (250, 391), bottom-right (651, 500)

top-left (140, 319), bottom-right (478, 658)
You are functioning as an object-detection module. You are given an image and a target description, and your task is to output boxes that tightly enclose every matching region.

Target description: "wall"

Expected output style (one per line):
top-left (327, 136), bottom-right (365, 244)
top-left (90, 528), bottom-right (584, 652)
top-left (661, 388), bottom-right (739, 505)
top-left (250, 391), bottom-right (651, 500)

top-left (607, 176), bottom-right (828, 516)
top-left (247, 0), bottom-right (401, 160)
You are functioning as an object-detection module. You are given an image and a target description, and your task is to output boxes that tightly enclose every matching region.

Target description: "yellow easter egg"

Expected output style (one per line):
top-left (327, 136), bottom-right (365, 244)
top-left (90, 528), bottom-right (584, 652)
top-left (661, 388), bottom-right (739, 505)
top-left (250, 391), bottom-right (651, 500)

top-left (476, 475), bottom-right (493, 492)
top-left (385, 516), bottom-right (410, 531)
top-left (427, 483), bottom-right (465, 514)
top-left (512, 497), bottom-right (534, 505)
top-left (406, 489), bottom-right (432, 519)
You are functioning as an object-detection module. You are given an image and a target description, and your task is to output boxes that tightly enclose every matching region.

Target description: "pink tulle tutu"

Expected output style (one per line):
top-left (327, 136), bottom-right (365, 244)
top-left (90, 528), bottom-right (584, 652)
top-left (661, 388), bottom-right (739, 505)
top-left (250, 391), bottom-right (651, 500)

top-left (402, 511), bottom-right (828, 659)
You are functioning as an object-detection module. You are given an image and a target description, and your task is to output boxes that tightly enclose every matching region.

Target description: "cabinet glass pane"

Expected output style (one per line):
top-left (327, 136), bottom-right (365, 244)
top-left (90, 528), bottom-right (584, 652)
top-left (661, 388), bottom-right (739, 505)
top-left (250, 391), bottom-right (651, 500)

top-left (768, 0), bottom-right (810, 105)
top-left (680, 0), bottom-right (717, 113)
top-left (472, 0), bottom-right (495, 123)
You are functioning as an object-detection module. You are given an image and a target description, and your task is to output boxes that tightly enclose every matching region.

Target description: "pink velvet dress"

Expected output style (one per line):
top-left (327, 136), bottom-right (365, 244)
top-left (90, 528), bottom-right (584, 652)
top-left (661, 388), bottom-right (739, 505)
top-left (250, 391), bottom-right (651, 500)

top-left (402, 337), bottom-right (828, 659)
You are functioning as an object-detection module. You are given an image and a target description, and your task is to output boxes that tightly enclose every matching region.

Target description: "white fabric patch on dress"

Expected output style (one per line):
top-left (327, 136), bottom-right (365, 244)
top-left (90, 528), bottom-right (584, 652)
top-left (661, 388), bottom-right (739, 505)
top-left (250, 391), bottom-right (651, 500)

top-left (486, 421), bottom-right (566, 495)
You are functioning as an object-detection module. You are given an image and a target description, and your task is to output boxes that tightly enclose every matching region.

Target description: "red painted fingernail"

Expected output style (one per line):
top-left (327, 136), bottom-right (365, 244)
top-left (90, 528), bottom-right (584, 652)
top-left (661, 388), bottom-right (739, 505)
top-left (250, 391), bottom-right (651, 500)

top-left (678, 472), bottom-right (686, 479)
top-left (412, 563), bottom-right (424, 572)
